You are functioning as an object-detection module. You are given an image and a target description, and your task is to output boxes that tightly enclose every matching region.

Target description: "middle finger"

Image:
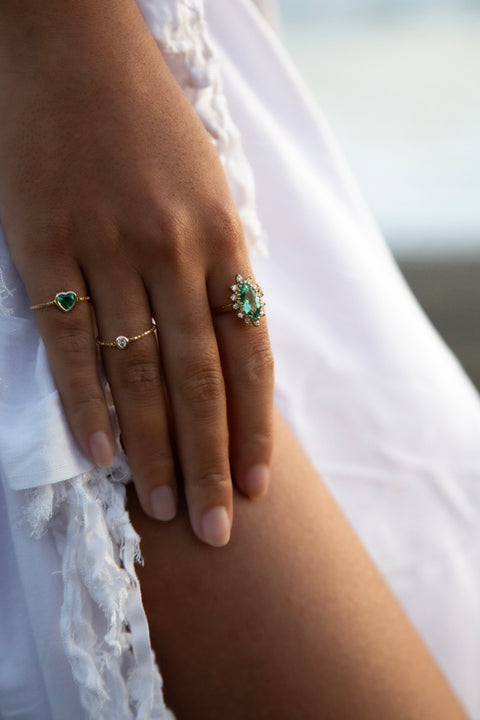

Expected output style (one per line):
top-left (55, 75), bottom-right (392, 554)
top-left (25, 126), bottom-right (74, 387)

top-left (149, 272), bottom-right (233, 548)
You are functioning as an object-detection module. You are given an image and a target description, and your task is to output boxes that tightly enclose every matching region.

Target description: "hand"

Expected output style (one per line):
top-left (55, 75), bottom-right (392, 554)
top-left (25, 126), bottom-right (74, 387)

top-left (0, 0), bottom-right (274, 546)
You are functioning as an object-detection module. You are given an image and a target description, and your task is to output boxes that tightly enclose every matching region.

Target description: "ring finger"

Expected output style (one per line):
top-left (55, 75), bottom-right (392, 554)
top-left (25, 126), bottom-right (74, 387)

top-left (89, 264), bottom-right (178, 522)
top-left (149, 271), bottom-right (233, 548)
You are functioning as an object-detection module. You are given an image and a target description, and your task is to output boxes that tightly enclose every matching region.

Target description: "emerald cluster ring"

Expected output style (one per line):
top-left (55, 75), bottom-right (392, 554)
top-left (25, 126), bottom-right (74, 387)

top-left (96, 321), bottom-right (157, 350)
top-left (217, 274), bottom-right (266, 326)
top-left (30, 290), bottom-right (90, 313)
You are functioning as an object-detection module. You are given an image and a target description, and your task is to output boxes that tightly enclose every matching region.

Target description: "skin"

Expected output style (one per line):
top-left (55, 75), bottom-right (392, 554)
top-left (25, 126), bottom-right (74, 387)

top-left (128, 409), bottom-right (469, 719)
top-left (0, 0), bottom-right (274, 547)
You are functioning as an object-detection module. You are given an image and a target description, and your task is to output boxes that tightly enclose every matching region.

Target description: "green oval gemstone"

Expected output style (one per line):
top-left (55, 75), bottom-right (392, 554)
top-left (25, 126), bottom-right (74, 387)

top-left (239, 282), bottom-right (261, 320)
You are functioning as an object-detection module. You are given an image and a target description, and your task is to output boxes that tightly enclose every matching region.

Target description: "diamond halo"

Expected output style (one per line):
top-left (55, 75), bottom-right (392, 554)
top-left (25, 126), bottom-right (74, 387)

top-left (229, 274), bottom-right (265, 327)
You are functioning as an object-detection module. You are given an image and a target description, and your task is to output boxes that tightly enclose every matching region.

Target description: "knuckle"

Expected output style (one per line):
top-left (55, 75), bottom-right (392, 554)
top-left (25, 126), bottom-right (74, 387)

top-left (147, 453), bottom-right (176, 477)
top-left (123, 358), bottom-right (161, 396)
top-left (246, 429), bottom-right (273, 455)
top-left (156, 205), bottom-right (188, 242)
top-left (138, 204), bottom-right (189, 268)
top-left (195, 469), bottom-right (231, 492)
top-left (180, 363), bottom-right (224, 409)
top-left (35, 206), bottom-right (75, 242)
top-left (80, 214), bottom-right (121, 261)
top-left (208, 203), bottom-right (244, 249)
top-left (69, 390), bottom-right (106, 421)
top-left (242, 343), bottom-right (275, 385)
top-left (157, 233), bottom-right (187, 270)
top-left (132, 450), bottom-right (175, 484)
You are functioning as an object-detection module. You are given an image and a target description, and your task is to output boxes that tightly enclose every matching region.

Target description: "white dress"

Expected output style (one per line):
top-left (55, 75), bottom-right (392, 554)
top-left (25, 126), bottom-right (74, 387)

top-left (1, 1), bottom-right (480, 718)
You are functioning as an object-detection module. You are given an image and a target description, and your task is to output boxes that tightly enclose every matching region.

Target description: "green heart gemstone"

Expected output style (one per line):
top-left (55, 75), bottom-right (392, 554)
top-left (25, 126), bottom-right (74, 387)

top-left (55, 292), bottom-right (77, 312)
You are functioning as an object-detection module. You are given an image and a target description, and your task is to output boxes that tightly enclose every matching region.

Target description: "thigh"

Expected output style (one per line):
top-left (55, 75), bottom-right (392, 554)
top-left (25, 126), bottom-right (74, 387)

top-left (126, 409), bottom-right (467, 720)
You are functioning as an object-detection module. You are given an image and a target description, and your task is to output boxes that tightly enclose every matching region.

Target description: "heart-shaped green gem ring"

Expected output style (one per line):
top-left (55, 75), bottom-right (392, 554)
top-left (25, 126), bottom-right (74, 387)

top-left (217, 274), bottom-right (266, 326)
top-left (30, 290), bottom-right (91, 312)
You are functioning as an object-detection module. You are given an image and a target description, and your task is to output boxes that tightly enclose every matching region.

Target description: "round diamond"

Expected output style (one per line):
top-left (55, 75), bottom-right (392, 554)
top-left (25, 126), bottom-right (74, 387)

top-left (116, 336), bottom-right (129, 349)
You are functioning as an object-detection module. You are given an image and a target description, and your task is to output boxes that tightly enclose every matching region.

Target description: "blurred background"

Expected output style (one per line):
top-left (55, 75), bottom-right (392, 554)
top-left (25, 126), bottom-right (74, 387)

top-left (272, 0), bottom-right (480, 389)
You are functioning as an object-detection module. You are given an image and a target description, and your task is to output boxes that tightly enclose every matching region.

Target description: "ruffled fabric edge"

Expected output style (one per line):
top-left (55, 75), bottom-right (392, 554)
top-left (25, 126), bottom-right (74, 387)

top-left (136, 0), bottom-right (268, 256)
top-left (23, 460), bottom-right (175, 720)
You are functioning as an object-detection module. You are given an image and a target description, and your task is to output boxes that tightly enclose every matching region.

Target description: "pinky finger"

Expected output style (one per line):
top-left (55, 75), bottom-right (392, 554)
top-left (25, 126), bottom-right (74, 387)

top-left (28, 276), bottom-right (115, 469)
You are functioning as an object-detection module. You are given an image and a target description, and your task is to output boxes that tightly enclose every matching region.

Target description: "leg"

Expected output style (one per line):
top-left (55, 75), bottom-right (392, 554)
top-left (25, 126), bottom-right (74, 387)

top-left (126, 409), bottom-right (468, 719)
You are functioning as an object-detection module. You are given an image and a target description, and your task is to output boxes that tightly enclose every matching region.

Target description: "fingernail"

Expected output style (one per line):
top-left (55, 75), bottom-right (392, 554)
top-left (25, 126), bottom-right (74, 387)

top-left (150, 485), bottom-right (177, 521)
top-left (89, 431), bottom-right (114, 467)
top-left (201, 506), bottom-right (231, 547)
top-left (244, 464), bottom-right (269, 498)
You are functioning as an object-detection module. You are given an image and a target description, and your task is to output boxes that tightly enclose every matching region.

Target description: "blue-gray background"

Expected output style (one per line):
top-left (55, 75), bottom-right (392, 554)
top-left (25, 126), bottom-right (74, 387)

top-left (275, 0), bottom-right (480, 387)
top-left (277, 0), bottom-right (480, 259)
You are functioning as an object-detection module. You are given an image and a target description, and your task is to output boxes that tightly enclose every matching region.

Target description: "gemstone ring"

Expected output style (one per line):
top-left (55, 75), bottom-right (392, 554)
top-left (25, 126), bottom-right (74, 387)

top-left (30, 290), bottom-right (91, 313)
top-left (96, 321), bottom-right (157, 350)
top-left (217, 274), bottom-right (266, 326)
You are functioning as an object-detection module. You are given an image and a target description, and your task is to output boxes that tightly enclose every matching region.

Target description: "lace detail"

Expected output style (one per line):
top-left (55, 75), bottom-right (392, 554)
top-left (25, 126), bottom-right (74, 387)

top-left (25, 460), bottom-right (175, 720)
top-left (0, 266), bottom-right (15, 318)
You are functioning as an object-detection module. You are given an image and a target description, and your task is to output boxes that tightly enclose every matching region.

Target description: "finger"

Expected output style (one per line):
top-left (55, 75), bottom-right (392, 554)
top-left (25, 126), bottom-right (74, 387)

top-left (210, 267), bottom-right (274, 500)
top-left (25, 259), bottom-right (115, 468)
top-left (90, 265), bottom-right (178, 522)
top-left (149, 273), bottom-right (233, 548)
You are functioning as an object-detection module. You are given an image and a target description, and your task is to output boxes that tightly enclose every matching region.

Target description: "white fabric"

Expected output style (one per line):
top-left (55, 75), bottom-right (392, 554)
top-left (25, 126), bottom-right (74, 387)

top-left (1, 462), bottom-right (174, 720)
top-left (1, 0), bottom-right (480, 718)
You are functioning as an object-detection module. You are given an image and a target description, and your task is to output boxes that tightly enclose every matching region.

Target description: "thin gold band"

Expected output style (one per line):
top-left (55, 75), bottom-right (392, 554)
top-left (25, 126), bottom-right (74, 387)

top-left (30, 291), bottom-right (90, 312)
top-left (96, 322), bottom-right (157, 350)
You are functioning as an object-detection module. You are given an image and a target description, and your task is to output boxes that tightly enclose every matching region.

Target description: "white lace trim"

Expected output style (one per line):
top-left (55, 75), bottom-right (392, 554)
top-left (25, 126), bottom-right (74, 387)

top-left (137, 0), bottom-right (268, 256)
top-left (0, 266), bottom-right (15, 318)
top-left (25, 459), bottom-right (175, 720)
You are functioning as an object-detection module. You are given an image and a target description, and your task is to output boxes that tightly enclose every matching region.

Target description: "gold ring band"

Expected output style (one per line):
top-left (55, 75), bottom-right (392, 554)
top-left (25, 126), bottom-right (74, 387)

top-left (215, 274), bottom-right (265, 326)
top-left (96, 321), bottom-right (157, 350)
top-left (30, 291), bottom-right (90, 313)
